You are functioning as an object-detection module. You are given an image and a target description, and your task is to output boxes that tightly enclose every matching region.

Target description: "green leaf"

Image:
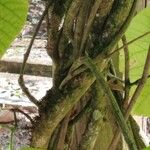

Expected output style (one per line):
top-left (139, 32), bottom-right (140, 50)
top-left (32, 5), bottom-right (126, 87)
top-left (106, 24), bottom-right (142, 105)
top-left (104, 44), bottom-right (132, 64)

top-left (132, 79), bottom-right (150, 116)
top-left (126, 7), bottom-right (150, 82)
top-left (119, 7), bottom-right (150, 116)
top-left (0, 0), bottom-right (28, 56)
top-left (144, 147), bottom-right (150, 150)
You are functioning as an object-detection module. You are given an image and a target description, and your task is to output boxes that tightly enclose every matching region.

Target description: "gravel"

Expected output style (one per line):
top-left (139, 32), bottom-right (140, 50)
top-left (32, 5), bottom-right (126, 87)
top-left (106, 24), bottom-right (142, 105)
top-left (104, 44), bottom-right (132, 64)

top-left (0, 114), bottom-right (32, 150)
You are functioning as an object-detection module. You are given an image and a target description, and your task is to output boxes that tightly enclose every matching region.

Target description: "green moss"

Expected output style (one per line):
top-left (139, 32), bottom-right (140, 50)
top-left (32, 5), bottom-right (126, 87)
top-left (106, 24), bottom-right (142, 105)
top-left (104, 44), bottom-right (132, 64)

top-left (92, 110), bottom-right (103, 121)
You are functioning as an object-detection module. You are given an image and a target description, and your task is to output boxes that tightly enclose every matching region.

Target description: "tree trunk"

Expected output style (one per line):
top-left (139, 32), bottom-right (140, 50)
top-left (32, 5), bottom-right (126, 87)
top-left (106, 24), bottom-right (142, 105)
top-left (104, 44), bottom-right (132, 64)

top-left (29, 0), bottom-right (144, 149)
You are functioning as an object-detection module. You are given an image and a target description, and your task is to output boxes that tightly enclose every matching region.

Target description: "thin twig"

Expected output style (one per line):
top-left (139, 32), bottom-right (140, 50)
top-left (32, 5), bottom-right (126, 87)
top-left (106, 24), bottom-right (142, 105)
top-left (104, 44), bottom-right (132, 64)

top-left (107, 73), bottom-right (124, 83)
top-left (109, 59), bottom-right (117, 76)
top-left (73, 0), bottom-right (89, 58)
top-left (107, 31), bottom-right (150, 58)
top-left (18, 3), bottom-right (51, 107)
top-left (11, 108), bottom-right (34, 125)
top-left (0, 121), bottom-right (14, 124)
top-left (69, 99), bottom-right (91, 125)
top-left (79, 0), bottom-right (102, 56)
top-left (122, 35), bottom-right (130, 109)
top-left (9, 127), bottom-right (15, 150)
top-left (65, 124), bottom-right (75, 150)
top-left (75, 124), bottom-right (79, 147)
top-left (54, 114), bottom-right (70, 150)
top-left (130, 75), bottom-right (150, 86)
top-left (63, 0), bottom-right (83, 42)
top-left (13, 111), bottom-right (18, 128)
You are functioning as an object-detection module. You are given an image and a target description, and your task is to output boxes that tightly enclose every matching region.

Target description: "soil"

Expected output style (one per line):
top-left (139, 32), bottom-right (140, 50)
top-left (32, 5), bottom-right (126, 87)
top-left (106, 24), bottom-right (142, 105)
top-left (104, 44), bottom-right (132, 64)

top-left (0, 113), bottom-right (32, 150)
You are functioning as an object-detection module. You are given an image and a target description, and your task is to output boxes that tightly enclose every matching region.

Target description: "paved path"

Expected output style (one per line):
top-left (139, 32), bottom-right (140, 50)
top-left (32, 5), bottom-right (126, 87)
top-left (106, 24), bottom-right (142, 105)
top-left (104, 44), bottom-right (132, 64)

top-left (0, 73), bottom-right (52, 106)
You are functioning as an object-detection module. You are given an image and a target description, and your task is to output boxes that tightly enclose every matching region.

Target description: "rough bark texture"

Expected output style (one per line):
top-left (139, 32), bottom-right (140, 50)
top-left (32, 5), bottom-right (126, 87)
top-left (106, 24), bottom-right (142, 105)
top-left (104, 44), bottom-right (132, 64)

top-left (29, 0), bottom-right (144, 150)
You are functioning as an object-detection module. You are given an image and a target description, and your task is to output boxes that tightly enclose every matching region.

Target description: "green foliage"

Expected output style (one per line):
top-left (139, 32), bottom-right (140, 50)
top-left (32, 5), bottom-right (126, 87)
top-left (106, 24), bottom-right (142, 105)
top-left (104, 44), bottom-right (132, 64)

top-left (125, 7), bottom-right (150, 82)
top-left (120, 7), bottom-right (150, 116)
top-left (0, 0), bottom-right (28, 56)
top-left (132, 79), bottom-right (150, 116)
top-left (144, 147), bottom-right (150, 150)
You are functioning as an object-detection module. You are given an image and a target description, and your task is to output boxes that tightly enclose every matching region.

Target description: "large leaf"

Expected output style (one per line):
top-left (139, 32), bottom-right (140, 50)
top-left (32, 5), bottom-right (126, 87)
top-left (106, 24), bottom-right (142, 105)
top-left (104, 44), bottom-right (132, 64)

top-left (0, 0), bottom-right (28, 56)
top-left (119, 7), bottom-right (150, 116)
top-left (132, 79), bottom-right (150, 116)
top-left (126, 7), bottom-right (150, 82)
top-left (144, 147), bottom-right (150, 150)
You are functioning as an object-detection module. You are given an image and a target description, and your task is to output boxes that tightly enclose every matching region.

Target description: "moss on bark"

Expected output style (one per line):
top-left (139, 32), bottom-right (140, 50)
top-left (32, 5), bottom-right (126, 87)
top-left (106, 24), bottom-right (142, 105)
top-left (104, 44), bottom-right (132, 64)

top-left (30, 1), bottom-right (142, 149)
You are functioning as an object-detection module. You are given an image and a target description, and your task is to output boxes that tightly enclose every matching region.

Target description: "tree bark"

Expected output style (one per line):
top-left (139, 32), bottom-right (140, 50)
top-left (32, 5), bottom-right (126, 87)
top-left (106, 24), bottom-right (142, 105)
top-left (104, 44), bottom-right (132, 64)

top-left (29, 0), bottom-right (143, 150)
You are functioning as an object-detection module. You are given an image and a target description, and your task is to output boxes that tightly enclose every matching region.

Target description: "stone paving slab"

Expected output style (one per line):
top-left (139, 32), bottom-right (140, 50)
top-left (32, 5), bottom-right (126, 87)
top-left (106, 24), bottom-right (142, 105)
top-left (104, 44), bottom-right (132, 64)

top-left (0, 60), bottom-right (52, 77)
top-left (11, 38), bottom-right (47, 48)
top-left (0, 73), bottom-right (52, 106)
top-left (1, 47), bottom-right (52, 66)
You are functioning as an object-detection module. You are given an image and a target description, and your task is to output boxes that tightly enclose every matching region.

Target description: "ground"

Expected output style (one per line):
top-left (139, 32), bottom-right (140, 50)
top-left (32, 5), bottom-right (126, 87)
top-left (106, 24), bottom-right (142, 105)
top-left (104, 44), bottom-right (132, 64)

top-left (0, 0), bottom-right (50, 149)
